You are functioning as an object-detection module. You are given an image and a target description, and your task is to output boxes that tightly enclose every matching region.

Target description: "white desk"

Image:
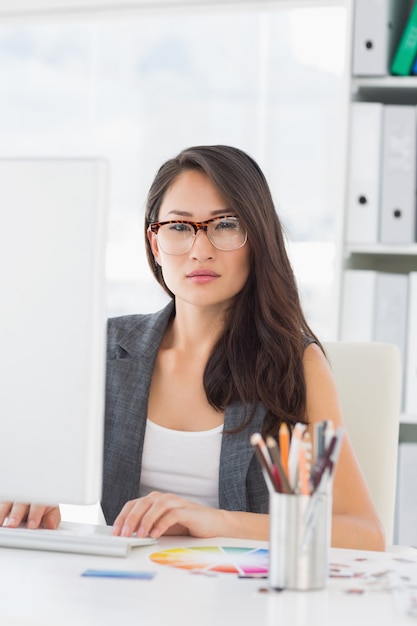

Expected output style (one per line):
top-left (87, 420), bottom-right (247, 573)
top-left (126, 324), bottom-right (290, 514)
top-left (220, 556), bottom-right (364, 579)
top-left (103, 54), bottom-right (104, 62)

top-left (1, 535), bottom-right (417, 626)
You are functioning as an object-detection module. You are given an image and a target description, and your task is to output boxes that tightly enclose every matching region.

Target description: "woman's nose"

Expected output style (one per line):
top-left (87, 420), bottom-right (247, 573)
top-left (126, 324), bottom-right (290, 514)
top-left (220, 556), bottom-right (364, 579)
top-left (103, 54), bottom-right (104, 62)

top-left (190, 228), bottom-right (215, 260)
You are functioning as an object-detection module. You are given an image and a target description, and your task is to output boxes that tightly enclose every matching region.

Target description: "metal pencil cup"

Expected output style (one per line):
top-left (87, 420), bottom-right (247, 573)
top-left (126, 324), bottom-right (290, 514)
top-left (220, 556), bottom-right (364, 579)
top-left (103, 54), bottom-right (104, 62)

top-left (269, 492), bottom-right (330, 591)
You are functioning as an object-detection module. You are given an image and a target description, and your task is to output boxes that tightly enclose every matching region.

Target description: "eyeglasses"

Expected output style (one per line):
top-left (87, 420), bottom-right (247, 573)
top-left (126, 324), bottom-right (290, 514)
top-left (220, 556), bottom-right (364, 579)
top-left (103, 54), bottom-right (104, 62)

top-left (148, 215), bottom-right (248, 255)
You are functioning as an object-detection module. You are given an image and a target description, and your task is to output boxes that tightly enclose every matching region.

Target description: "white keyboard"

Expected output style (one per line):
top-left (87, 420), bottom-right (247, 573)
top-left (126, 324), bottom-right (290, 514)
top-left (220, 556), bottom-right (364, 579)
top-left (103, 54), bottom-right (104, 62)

top-left (0, 521), bottom-right (157, 557)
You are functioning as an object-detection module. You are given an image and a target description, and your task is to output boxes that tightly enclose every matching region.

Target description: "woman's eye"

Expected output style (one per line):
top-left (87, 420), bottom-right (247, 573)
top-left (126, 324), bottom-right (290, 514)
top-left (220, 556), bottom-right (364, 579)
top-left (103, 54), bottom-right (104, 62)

top-left (216, 219), bottom-right (239, 230)
top-left (169, 223), bottom-right (191, 233)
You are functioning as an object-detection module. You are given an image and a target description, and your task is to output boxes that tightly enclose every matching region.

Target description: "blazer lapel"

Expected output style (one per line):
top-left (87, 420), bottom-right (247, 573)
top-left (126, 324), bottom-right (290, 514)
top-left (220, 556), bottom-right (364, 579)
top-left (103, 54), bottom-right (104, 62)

top-left (101, 303), bottom-right (174, 524)
top-left (219, 402), bottom-right (265, 511)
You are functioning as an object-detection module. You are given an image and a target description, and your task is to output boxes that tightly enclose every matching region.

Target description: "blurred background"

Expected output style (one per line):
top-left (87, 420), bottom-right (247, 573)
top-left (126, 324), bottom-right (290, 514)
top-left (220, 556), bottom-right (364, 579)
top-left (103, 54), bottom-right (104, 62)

top-left (0, 1), bottom-right (348, 339)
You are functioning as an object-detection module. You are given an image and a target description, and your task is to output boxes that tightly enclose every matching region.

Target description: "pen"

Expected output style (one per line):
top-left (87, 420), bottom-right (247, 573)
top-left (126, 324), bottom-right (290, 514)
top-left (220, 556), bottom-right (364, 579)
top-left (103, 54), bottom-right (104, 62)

top-left (309, 426), bottom-right (344, 493)
top-left (301, 488), bottom-right (327, 552)
top-left (324, 420), bottom-right (334, 449)
top-left (309, 435), bottom-right (336, 492)
top-left (302, 431), bottom-right (340, 546)
top-left (266, 436), bottom-right (292, 494)
top-left (298, 438), bottom-right (310, 496)
top-left (250, 433), bottom-right (279, 493)
top-left (325, 426), bottom-right (344, 482)
top-left (302, 426), bottom-right (344, 551)
top-left (288, 422), bottom-right (307, 491)
top-left (314, 420), bottom-right (326, 463)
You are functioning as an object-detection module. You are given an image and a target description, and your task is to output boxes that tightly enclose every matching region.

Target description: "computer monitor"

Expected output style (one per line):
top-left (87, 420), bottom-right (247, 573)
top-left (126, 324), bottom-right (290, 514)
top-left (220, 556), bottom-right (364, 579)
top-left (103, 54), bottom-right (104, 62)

top-left (0, 158), bottom-right (108, 505)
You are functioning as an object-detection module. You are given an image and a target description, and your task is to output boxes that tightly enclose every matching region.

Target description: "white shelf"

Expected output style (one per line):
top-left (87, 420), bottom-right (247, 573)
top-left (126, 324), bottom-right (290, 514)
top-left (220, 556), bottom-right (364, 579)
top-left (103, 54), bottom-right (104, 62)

top-left (353, 76), bottom-right (417, 90)
top-left (346, 244), bottom-right (417, 256)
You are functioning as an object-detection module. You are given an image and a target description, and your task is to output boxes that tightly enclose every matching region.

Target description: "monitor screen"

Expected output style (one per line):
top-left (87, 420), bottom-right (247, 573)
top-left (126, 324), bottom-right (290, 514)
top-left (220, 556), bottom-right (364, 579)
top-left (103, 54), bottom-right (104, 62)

top-left (0, 158), bottom-right (108, 506)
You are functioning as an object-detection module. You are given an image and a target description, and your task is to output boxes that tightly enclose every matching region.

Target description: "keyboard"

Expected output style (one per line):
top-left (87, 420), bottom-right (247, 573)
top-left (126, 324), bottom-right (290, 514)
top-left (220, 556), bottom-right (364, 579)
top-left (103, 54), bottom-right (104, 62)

top-left (0, 521), bottom-right (158, 557)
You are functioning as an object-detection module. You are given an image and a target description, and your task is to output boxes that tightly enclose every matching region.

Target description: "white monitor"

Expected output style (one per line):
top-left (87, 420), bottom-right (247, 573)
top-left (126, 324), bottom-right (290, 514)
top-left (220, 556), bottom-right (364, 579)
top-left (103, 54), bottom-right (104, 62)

top-left (0, 158), bottom-right (108, 506)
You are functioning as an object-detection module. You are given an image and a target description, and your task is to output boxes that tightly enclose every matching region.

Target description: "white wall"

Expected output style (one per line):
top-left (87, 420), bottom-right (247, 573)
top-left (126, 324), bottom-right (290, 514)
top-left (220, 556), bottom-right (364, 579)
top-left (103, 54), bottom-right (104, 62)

top-left (0, 0), bottom-right (348, 17)
top-left (0, 0), bottom-right (352, 339)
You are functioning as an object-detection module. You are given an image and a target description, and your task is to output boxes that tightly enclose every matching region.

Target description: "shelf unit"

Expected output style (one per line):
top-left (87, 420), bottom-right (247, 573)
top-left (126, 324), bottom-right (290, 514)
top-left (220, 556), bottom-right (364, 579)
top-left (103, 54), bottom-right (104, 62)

top-left (341, 0), bottom-right (417, 426)
top-left (353, 76), bottom-right (417, 101)
top-left (345, 245), bottom-right (417, 273)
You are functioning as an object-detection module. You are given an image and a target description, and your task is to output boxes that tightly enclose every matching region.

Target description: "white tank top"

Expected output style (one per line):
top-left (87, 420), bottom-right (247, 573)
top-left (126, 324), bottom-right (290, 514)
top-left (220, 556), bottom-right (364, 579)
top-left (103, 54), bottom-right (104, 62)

top-left (139, 419), bottom-right (223, 508)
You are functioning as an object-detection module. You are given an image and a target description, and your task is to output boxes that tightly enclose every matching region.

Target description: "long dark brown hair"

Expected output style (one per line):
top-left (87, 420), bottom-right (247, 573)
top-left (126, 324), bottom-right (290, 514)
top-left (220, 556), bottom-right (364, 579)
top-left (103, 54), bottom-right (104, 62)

top-left (144, 145), bottom-right (322, 437)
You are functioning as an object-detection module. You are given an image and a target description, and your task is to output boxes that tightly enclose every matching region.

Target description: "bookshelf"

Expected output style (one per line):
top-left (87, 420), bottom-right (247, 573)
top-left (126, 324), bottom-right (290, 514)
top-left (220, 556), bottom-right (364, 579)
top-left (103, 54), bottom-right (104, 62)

top-left (341, 0), bottom-right (417, 428)
top-left (352, 76), bottom-right (417, 104)
top-left (345, 245), bottom-right (417, 272)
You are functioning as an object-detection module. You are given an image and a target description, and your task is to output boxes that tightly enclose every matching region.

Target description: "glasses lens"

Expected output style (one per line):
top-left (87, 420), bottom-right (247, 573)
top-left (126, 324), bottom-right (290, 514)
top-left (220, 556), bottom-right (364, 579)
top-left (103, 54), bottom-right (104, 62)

top-left (155, 217), bottom-right (247, 255)
top-left (157, 222), bottom-right (194, 255)
top-left (207, 217), bottom-right (247, 250)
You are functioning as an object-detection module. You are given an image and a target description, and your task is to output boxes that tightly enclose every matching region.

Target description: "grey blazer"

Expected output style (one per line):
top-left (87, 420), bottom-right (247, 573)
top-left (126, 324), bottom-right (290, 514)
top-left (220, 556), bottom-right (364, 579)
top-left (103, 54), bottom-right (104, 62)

top-left (101, 301), bottom-right (268, 524)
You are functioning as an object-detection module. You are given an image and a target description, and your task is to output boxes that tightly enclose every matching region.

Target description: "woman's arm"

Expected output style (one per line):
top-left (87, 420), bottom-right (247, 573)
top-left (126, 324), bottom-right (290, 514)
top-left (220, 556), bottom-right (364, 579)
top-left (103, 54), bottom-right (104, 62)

top-left (113, 343), bottom-right (385, 548)
top-left (112, 492), bottom-right (270, 540)
top-left (303, 343), bottom-right (386, 551)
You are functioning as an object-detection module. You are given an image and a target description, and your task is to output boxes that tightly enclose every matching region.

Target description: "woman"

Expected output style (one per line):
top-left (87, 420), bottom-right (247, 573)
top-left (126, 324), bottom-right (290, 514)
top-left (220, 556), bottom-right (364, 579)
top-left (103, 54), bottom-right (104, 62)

top-left (0, 145), bottom-right (385, 550)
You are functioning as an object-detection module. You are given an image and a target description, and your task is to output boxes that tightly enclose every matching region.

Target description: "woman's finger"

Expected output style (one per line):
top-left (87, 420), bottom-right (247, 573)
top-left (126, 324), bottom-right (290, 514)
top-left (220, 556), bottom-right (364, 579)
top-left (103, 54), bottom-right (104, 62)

top-left (112, 500), bottom-right (138, 536)
top-left (134, 494), bottom-right (178, 538)
top-left (113, 492), bottom-right (172, 537)
top-left (0, 502), bottom-right (13, 526)
top-left (2, 502), bottom-right (30, 527)
top-left (27, 505), bottom-right (60, 529)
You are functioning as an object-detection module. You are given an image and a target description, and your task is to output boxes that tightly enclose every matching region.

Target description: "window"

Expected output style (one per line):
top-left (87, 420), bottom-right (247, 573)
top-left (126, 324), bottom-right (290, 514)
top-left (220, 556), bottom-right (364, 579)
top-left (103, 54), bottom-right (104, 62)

top-left (0, 2), bottom-right (347, 339)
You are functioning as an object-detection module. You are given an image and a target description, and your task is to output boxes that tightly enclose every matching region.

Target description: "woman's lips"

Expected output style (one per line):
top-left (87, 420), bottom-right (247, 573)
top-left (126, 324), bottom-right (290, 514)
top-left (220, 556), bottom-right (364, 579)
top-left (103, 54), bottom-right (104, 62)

top-left (186, 269), bottom-right (220, 284)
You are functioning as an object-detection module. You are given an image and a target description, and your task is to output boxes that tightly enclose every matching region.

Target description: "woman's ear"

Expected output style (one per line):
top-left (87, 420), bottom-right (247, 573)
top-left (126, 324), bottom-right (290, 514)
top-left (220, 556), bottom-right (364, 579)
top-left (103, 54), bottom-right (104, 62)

top-left (147, 228), bottom-right (162, 266)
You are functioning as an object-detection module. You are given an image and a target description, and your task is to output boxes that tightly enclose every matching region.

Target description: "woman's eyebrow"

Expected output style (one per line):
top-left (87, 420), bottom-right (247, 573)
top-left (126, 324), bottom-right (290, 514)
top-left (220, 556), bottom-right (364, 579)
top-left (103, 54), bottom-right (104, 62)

top-left (164, 208), bottom-right (234, 218)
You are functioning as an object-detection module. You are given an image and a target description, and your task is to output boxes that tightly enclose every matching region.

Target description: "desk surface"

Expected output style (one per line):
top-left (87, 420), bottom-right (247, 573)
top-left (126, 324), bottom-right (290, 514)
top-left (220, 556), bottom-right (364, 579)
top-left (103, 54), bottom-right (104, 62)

top-left (1, 533), bottom-right (417, 626)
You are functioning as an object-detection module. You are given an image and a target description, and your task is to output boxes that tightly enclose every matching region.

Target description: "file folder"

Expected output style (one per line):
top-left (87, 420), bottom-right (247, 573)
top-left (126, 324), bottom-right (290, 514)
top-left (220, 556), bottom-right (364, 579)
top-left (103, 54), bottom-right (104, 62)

top-left (391, 0), bottom-right (417, 76)
top-left (380, 105), bottom-right (417, 244)
top-left (395, 443), bottom-right (417, 546)
top-left (373, 272), bottom-right (408, 388)
top-left (412, 51), bottom-right (417, 74)
top-left (341, 270), bottom-right (408, 411)
top-left (352, 0), bottom-right (410, 76)
top-left (346, 103), bottom-right (383, 244)
top-left (405, 272), bottom-right (417, 416)
top-left (340, 270), bottom-right (376, 341)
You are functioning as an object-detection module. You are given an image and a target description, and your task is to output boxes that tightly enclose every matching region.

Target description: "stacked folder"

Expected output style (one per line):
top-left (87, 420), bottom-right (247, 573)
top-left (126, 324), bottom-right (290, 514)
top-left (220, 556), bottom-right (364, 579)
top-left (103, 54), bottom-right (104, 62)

top-left (391, 1), bottom-right (417, 76)
top-left (352, 0), bottom-right (417, 77)
top-left (351, 0), bottom-right (417, 554)
top-left (341, 270), bottom-right (417, 417)
top-left (395, 441), bottom-right (417, 546)
top-left (346, 102), bottom-right (417, 246)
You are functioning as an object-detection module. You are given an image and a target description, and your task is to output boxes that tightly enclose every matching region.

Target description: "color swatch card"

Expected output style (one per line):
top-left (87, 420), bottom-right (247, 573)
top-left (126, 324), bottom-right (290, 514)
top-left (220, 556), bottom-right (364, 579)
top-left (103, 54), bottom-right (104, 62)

top-left (149, 545), bottom-right (268, 575)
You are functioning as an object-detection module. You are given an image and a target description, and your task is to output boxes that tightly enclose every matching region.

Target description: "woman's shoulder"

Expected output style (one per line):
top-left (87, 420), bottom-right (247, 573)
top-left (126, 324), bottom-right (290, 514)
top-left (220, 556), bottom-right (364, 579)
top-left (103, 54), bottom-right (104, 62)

top-left (107, 311), bottom-right (152, 335)
top-left (303, 335), bottom-right (316, 349)
top-left (106, 301), bottom-right (174, 357)
top-left (302, 339), bottom-right (333, 382)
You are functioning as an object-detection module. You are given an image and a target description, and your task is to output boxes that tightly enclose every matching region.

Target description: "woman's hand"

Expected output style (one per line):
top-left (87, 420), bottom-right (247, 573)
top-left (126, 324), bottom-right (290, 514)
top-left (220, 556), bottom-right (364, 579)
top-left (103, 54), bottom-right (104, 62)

top-left (111, 492), bottom-right (226, 539)
top-left (0, 502), bottom-right (61, 529)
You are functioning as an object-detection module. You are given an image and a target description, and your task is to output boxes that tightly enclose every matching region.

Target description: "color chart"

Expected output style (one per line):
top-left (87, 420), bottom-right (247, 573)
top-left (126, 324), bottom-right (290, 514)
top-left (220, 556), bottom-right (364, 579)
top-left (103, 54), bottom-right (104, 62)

top-left (149, 546), bottom-right (268, 575)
